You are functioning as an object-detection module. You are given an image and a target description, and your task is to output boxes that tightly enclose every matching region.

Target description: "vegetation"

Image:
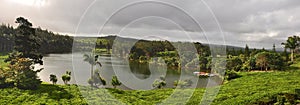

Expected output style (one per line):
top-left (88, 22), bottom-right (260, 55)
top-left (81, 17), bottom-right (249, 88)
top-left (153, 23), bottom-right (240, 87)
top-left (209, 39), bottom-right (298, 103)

top-left (1, 65), bottom-right (300, 104)
top-left (111, 75), bottom-right (122, 89)
top-left (83, 53), bottom-right (101, 81)
top-left (1, 17), bottom-right (300, 104)
top-left (173, 79), bottom-right (193, 88)
top-left (62, 71), bottom-right (71, 85)
top-left (0, 17), bottom-right (43, 90)
top-left (282, 35), bottom-right (300, 62)
top-left (88, 69), bottom-right (106, 87)
top-left (49, 74), bottom-right (58, 85)
top-left (152, 76), bottom-right (166, 89)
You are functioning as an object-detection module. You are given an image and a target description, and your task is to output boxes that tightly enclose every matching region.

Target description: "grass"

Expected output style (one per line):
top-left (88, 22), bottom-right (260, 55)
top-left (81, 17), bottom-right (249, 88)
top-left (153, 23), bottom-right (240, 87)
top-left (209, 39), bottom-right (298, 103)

top-left (1, 67), bottom-right (300, 104)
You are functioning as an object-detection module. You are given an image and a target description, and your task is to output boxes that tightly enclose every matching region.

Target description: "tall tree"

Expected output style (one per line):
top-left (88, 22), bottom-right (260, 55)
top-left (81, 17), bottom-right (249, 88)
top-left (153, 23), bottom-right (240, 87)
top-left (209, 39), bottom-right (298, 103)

top-left (83, 53), bottom-right (102, 85)
top-left (62, 71), bottom-right (71, 85)
top-left (6, 17), bottom-right (43, 65)
top-left (49, 74), bottom-right (58, 85)
top-left (272, 44), bottom-right (276, 52)
top-left (283, 48), bottom-right (289, 62)
top-left (255, 52), bottom-right (269, 71)
top-left (281, 35), bottom-right (300, 62)
top-left (245, 44), bottom-right (250, 57)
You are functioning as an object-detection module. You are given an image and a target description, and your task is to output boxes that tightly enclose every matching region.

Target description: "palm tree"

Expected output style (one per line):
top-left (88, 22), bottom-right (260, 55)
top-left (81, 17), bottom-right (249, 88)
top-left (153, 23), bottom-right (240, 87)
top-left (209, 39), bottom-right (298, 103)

top-left (281, 35), bottom-right (300, 62)
top-left (83, 53), bottom-right (102, 79)
top-left (62, 71), bottom-right (71, 85)
top-left (111, 75), bottom-right (121, 88)
top-left (49, 74), bottom-right (57, 85)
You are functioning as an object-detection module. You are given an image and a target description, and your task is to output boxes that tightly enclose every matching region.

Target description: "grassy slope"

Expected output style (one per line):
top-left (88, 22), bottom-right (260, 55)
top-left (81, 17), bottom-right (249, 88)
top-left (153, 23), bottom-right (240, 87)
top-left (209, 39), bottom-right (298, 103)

top-left (1, 57), bottom-right (300, 104)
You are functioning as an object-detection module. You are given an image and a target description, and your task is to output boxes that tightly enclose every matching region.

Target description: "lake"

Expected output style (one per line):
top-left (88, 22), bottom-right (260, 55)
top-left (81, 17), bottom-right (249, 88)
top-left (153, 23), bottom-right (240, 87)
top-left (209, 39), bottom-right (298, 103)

top-left (37, 53), bottom-right (221, 90)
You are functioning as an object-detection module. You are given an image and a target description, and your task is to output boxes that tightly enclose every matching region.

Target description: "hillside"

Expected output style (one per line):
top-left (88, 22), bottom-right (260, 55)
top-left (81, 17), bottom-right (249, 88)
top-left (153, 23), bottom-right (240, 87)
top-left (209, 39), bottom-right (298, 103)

top-left (1, 61), bottom-right (300, 105)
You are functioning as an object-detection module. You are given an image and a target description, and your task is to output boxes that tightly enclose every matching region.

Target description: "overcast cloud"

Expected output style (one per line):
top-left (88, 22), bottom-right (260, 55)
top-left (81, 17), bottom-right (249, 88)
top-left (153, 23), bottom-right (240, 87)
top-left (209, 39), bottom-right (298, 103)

top-left (1, 0), bottom-right (300, 48)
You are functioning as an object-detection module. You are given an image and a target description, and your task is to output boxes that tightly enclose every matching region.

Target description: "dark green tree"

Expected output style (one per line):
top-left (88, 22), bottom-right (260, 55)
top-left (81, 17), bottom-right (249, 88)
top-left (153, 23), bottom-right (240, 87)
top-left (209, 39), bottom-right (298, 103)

top-left (83, 53), bottom-right (101, 81)
top-left (281, 35), bottom-right (300, 62)
top-left (283, 48), bottom-right (289, 62)
top-left (152, 76), bottom-right (166, 89)
top-left (111, 75), bottom-right (122, 88)
top-left (49, 74), bottom-right (58, 85)
top-left (9, 57), bottom-right (42, 89)
top-left (272, 44), bottom-right (276, 52)
top-left (62, 71), bottom-right (71, 85)
top-left (245, 44), bottom-right (250, 57)
top-left (6, 17), bottom-right (43, 65)
top-left (255, 52), bottom-right (269, 71)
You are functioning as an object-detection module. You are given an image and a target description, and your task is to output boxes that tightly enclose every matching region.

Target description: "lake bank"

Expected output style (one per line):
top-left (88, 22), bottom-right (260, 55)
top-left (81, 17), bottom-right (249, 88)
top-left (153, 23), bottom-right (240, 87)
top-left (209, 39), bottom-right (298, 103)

top-left (1, 67), bottom-right (300, 104)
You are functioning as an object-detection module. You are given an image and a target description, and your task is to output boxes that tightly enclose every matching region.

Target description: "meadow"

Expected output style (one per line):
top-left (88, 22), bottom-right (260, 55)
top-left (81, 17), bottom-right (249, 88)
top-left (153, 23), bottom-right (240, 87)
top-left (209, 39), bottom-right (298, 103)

top-left (1, 62), bottom-right (300, 104)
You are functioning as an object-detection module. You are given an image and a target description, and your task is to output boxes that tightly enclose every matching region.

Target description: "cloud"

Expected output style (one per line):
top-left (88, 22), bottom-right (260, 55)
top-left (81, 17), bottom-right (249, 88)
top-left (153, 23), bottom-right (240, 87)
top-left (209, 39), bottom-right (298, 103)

top-left (1, 0), bottom-right (300, 48)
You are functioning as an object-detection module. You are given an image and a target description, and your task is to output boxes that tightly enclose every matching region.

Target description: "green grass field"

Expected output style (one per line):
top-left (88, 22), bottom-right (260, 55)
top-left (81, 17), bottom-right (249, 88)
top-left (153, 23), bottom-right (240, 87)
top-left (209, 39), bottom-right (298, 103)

top-left (1, 53), bottom-right (300, 104)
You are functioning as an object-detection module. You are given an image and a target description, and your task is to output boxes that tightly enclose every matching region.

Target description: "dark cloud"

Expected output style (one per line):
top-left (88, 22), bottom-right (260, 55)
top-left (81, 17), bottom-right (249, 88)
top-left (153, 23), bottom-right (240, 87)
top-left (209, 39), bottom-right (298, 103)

top-left (1, 0), bottom-right (300, 48)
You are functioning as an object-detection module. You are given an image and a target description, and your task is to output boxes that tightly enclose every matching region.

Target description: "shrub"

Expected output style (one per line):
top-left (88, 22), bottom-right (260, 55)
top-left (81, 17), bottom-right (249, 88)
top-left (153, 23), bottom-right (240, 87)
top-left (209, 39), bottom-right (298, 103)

top-left (62, 71), bottom-right (71, 85)
top-left (49, 74), bottom-right (58, 85)
top-left (2, 57), bottom-right (42, 90)
top-left (111, 75), bottom-right (122, 88)
top-left (225, 70), bottom-right (241, 80)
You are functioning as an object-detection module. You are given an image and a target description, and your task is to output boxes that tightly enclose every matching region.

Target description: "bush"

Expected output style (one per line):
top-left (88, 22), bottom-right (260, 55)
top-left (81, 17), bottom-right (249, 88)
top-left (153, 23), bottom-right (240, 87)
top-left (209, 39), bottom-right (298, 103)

top-left (173, 79), bottom-right (193, 88)
top-left (62, 71), bottom-right (71, 85)
top-left (225, 70), bottom-right (241, 80)
top-left (111, 75), bottom-right (122, 88)
top-left (1, 57), bottom-right (42, 90)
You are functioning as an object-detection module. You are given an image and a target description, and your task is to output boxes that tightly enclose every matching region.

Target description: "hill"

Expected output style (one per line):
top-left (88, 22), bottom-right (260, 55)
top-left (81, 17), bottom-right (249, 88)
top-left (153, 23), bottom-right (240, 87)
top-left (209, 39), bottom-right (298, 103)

top-left (1, 62), bottom-right (300, 104)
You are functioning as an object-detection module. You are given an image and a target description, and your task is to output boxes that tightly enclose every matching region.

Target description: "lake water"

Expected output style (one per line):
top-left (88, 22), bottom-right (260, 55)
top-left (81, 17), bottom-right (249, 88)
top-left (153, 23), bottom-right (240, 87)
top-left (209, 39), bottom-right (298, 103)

top-left (37, 53), bottom-right (221, 90)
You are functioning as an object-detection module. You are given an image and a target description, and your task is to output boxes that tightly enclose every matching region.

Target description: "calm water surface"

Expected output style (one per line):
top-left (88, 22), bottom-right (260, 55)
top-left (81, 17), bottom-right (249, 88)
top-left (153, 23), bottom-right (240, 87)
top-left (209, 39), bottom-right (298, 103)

top-left (37, 53), bottom-right (221, 90)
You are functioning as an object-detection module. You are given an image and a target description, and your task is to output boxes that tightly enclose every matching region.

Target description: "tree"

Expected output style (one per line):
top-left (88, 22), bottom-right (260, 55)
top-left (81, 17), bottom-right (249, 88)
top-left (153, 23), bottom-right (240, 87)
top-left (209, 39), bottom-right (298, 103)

top-left (272, 44), bottom-right (276, 52)
top-left (6, 17), bottom-right (43, 65)
top-left (49, 74), bottom-right (58, 85)
top-left (281, 35), bottom-right (300, 62)
top-left (88, 69), bottom-right (106, 87)
top-left (255, 52), bottom-right (269, 71)
top-left (2, 17), bottom-right (43, 90)
top-left (227, 55), bottom-right (243, 71)
top-left (9, 57), bottom-right (42, 89)
top-left (152, 76), bottom-right (166, 89)
top-left (83, 53), bottom-right (101, 81)
top-left (62, 71), bottom-right (71, 85)
top-left (283, 48), bottom-right (289, 62)
top-left (111, 75), bottom-right (122, 88)
top-left (245, 44), bottom-right (250, 57)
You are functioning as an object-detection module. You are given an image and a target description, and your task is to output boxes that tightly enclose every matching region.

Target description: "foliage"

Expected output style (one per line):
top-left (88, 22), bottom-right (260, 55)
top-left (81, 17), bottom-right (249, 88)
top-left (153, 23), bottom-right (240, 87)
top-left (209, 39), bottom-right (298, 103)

top-left (83, 53), bottom-right (101, 83)
top-left (225, 70), bottom-right (241, 80)
top-left (2, 68), bottom-right (300, 104)
top-left (62, 71), bottom-right (71, 85)
top-left (255, 51), bottom-right (286, 71)
top-left (91, 69), bottom-right (106, 87)
top-left (49, 74), bottom-right (58, 85)
top-left (227, 55), bottom-right (243, 71)
top-left (1, 56), bottom-right (42, 90)
top-left (152, 76), bottom-right (166, 89)
top-left (6, 17), bottom-right (43, 65)
top-left (111, 75), bottom-right (122, 88)
top-left (173, 79), bottom-right (193, 88)
top-left (281, 35), bottom-right (300, 62)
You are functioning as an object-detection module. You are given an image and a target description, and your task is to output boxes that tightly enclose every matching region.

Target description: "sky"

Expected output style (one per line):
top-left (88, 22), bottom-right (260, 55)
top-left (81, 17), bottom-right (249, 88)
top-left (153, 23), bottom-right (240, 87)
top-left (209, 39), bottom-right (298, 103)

top-left (1, 0), bottom-right (300, 49)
